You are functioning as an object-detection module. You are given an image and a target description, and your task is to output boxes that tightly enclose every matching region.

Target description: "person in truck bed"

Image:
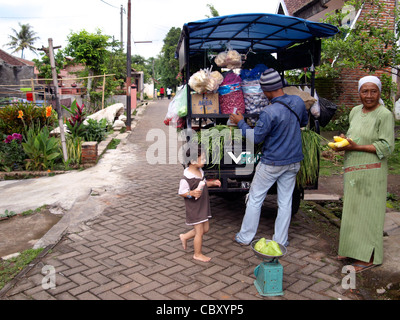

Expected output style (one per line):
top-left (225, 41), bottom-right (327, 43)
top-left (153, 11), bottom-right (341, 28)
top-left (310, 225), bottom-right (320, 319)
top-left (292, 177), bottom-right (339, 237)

top-left (229, 68), bottom-right (308, 247)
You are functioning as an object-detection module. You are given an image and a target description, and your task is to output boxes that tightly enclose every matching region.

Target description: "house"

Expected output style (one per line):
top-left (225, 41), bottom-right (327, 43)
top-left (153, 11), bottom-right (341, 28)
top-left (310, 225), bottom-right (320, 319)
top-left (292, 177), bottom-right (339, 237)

top-left (277, 0), bottom-right (346, 22)
top-left (0, 49), bottom-right (38, 103)
top-left (276, 0), bottom-right (397, 107)
top-left (0, 48), bottom-right (35, 86)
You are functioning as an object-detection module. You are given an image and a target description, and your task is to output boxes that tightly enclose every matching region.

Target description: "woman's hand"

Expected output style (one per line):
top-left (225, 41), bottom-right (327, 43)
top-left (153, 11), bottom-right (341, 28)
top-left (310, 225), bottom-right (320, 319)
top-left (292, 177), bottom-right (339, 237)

top-left (335, 137), bottom-right (357, 151)
top-left (335, 136), bottom-right (376, 154)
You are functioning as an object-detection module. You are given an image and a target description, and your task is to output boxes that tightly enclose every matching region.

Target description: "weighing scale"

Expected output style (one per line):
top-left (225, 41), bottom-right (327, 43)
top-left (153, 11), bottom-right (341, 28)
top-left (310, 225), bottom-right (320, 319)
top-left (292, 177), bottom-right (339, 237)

top-left (251, 239), bottom-right (287, 297)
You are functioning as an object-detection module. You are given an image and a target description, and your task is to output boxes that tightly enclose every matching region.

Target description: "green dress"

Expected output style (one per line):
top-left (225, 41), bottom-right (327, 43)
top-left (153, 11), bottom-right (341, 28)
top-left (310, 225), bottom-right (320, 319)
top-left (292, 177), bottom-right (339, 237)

top-left (338, 104), bottom-right (395, 265)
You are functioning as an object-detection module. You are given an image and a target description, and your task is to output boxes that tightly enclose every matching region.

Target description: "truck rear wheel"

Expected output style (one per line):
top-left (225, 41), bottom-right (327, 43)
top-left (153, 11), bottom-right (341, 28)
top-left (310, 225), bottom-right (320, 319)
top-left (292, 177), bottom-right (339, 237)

top-left (291, 185), bottom-right (303, 217)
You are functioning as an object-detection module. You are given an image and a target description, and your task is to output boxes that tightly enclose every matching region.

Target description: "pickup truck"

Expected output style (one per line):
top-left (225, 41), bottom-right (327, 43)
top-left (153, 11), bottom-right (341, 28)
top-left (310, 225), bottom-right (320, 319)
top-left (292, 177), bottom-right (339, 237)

top-left (175, 13), bottom-right (338, 214)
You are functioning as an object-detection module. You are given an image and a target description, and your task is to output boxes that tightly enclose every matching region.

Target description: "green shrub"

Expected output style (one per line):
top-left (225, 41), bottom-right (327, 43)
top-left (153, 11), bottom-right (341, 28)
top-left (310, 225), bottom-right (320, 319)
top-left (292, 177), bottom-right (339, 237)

top-left (0, 135), bottom-right (27, 171)
top-left (0, 102), bottom-right (56, 135)
top-left (65, 135), bottom-right (82, 166)
top-left (22, 123), bottom-right (61, 171)
top-left (83, 118), bottom-right (108, 142)
top-left (62, 100), bottom-right (86, 139)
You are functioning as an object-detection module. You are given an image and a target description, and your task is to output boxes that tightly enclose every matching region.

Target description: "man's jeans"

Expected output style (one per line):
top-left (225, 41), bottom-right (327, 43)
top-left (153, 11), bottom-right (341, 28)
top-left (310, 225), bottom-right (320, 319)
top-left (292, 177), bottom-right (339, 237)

top-left (235, 162), bottom-right (300, 246)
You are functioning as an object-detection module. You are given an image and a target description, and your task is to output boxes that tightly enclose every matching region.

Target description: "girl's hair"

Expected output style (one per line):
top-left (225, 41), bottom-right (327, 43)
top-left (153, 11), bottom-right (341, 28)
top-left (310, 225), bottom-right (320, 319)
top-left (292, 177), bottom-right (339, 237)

top-left (185, 144), bottom-right (204, 166)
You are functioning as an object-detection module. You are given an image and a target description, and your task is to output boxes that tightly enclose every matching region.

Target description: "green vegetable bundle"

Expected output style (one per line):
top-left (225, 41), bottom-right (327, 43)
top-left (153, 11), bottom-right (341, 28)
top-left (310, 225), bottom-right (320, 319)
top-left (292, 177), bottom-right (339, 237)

top-left (192, 125), bottom-right (323, 188)
top-left (297, 128), bottom-right (325, 188)
top-left (193, 125), bottom-right (244, 169)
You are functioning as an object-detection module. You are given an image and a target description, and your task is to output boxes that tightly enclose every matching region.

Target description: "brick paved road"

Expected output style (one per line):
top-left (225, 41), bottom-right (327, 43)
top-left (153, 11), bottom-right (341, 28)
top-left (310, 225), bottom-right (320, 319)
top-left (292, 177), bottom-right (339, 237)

top-left (1, 100), bottom-right (359, 301)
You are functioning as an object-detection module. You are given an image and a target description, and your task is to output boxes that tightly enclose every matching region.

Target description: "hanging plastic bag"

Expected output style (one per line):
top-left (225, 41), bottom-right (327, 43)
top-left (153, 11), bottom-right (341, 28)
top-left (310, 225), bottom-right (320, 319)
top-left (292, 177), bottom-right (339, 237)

top-left (176, 85), bottom-right (188, 117)
top-left (395, 99), bottom-right (400, 120)
top-left (310, 91), bottom-right (320, 119)
top-left (164, 98), bottom-right (179, 126)
top-left (318, 97), bottom-right (338, 127)
top-left (214, 50), bottom-right (242, 69)
top-left (188, 68), bottom-right (223, 94)
top-left (164, 85), bottom-right (187, 127)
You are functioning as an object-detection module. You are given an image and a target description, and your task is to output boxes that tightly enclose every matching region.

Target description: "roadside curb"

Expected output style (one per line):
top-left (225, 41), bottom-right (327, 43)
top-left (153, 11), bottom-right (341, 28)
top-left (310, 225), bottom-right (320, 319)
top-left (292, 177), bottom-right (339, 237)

top-left (306, 200), bottom-right (341, 228)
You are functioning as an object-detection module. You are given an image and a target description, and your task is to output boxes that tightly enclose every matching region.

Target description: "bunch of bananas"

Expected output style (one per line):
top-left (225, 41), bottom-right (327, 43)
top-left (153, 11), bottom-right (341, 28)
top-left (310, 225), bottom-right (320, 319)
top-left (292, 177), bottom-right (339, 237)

top-left (328, 136), bottom-right (351, 150)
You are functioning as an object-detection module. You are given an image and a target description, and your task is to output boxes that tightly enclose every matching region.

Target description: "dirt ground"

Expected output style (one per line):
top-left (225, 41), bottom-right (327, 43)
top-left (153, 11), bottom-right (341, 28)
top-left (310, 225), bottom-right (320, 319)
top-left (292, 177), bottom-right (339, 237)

top-left (0, 208), bottom-right (61, 258)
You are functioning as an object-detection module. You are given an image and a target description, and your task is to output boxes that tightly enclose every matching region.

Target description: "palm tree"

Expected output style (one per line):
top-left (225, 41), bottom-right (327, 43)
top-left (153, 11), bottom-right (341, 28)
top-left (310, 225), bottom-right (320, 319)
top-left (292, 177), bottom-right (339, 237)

top-left (7, 23), bottom-right (40, 59)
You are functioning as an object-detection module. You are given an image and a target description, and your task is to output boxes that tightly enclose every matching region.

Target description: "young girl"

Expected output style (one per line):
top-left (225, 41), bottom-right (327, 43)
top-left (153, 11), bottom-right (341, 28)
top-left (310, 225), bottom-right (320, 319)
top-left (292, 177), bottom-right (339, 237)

top-left (178, 147), bottom-right (221, 262)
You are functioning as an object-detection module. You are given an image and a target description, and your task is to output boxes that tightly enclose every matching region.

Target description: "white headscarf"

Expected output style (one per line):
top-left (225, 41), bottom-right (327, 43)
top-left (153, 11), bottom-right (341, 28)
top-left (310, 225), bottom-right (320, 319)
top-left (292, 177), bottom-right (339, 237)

top-left (358, 75), bottom-right (384, 106)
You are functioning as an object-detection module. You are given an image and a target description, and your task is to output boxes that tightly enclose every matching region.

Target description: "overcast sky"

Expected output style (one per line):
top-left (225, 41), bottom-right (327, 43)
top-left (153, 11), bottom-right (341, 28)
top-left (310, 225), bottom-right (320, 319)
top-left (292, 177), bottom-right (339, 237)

top-left (0, 0), bottom-right (280, 61)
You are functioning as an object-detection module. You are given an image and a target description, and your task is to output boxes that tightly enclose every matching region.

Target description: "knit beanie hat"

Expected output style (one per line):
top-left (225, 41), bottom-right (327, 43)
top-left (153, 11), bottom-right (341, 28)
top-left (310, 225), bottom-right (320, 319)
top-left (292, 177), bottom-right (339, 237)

top-left (259, 68), bottom-right (283, 92)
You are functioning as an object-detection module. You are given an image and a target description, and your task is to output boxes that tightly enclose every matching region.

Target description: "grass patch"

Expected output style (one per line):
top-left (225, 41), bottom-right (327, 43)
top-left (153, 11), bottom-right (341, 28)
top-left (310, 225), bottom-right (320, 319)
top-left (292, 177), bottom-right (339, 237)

top-left (0, 248), bottom-right (44, 290)
top-left (107, 138), bottom-right (121, 150)
top-left (319, 150), bottom-right (345, 176)
top-left (387, 193), bottom-right (400, 210)
top-left (388, 135), bottom-right (400, 174)
top-left (319, 128), bottom-right (400, 177)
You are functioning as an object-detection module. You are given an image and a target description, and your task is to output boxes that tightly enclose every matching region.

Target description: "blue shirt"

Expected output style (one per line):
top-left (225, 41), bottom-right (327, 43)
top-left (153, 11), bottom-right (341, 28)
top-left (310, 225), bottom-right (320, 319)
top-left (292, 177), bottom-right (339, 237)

top-left (238, 94), bottom-right (308, 166)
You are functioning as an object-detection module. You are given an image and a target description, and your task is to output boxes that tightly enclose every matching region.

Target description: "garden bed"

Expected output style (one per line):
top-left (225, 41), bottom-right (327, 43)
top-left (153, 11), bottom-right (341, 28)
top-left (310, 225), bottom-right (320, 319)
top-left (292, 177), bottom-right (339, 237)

top-left (0, 131), bottom-right (123, 181)
top-left (0, 100), bottom-right (131, 178)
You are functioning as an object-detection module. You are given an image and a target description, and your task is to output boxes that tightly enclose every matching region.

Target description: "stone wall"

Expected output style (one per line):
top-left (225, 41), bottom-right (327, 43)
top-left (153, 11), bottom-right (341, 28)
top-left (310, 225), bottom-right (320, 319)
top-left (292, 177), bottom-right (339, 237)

top-left (0, 61), bottom-right (34, 86)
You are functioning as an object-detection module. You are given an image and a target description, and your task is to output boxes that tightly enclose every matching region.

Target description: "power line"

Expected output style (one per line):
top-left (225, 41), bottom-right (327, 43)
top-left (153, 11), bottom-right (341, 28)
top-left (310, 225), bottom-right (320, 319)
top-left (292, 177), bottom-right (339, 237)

top-left (100, 0), bottom-right (120, 9)
top-left (0, 16), bottom-right (81, 19)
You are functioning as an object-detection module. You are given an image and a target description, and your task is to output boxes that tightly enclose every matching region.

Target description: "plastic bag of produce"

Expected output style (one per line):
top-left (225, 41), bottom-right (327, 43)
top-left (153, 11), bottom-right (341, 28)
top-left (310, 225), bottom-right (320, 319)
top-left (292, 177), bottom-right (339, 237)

top-left (215, 50), bottom-right (242, 69)
top-left (218, 72), bottom-right (245, 114)
top-left (189, 68), bottom-right (223, 94)
top-left (174, 85), bottom-right (188, 117)
top-left (164, 98), bottom-right (179, 126)
top-left (241, 79), bottom-right (269, 114)
top-left (240, 64), bottom-right (268, 81)
top-left (164, 85), bottom-right (187, 128)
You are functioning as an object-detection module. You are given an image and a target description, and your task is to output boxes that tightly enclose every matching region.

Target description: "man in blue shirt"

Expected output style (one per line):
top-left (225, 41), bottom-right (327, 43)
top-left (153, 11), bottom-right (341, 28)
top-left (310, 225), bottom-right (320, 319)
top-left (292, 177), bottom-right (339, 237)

top-left (229, 68), bottom-right (308, 247)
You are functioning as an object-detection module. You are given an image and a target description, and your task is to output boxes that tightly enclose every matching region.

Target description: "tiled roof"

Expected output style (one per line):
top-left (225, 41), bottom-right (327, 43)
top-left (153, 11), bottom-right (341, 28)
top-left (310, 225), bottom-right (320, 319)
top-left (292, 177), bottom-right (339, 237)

top-left (284, 0), bottom-right (316, 16)
top-left (16, 57), bottom-right (35, 66)
top-left (0, 49), bottom-right (26, 66)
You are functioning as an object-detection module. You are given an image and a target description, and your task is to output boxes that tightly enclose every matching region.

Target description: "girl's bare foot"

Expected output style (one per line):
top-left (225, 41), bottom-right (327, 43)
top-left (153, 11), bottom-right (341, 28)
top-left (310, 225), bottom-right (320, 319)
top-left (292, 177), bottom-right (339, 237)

top-left (179, 234), bottom-right (187, 250)
top-left (193, 254), bottom-right (211, 262)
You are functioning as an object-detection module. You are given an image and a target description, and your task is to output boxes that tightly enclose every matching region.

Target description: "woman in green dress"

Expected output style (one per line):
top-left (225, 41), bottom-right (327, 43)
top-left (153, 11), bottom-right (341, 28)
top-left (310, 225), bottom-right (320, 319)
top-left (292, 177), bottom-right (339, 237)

top-left (335, 75), bottom-right (395, 273)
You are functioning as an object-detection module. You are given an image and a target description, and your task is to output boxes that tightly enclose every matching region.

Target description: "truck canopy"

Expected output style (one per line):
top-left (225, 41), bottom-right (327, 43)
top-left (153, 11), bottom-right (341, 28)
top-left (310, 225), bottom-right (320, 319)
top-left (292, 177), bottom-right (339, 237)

top-left (176, 13), bottom-right (338, 66)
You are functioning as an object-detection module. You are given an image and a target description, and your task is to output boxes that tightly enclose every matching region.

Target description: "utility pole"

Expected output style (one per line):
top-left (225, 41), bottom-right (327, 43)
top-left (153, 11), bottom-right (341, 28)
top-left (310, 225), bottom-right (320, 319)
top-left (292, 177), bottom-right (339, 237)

top-left (126, 0), bottom-right (132, 131)
top-left (120, 5), bottom-right (124, 50)
top-left (49, 39), bottom-right (68, 162)
top-left (38, 40), bottom-right (68, 162)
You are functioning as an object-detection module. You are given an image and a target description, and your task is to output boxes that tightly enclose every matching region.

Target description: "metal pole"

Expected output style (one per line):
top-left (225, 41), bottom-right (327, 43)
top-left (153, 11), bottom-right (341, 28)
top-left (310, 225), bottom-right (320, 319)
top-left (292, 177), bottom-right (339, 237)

top-left (48, 38), bottom-right (68, 162)
top-left (126, 0), bottom-right (132, 131)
